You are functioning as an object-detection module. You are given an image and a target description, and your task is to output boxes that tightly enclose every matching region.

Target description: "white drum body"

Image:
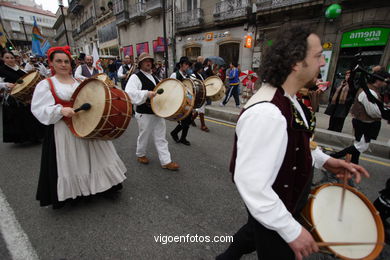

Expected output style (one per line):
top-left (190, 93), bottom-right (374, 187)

top-left (302, 184), bottom-right (384, 260)
top-left (204, 76), bottom-right (225, 101)
top-left (151, 78), bottom-right (194, 121)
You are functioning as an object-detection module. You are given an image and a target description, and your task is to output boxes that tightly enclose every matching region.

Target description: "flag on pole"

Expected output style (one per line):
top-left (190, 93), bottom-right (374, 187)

top-left (32, 16), bottom-right (51, 57)
top-left (0, 24), bottom-right (8, 48)
top-left (92, 43), bottom-right (103, 72)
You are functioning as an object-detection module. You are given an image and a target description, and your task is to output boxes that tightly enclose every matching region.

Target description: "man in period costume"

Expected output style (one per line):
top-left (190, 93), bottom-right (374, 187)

top-left (125, 52), bottom-right (179, 171)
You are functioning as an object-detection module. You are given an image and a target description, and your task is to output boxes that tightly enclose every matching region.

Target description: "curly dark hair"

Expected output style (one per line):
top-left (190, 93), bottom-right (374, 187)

top-left (259, 26), bottom-right (313, 88)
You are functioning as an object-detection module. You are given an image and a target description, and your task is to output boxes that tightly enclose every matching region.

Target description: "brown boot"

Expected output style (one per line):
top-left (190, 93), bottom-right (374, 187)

top-left (137, 156), bottom-right (149, 164)
top-left (199, 113), bottom-right (209, 132)
top-left (161, 162), bottom-right (180, 171)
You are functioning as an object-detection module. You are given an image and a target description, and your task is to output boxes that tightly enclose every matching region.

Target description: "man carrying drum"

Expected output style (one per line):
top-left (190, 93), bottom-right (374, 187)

top-left (170, 56), bottom-right (193, 145)
top-left (117, 55), bottom-right (135, 90)
top-left (216, 26), bottom-right (369, 260)
top-left (125, 52), bottom-right (179, 171)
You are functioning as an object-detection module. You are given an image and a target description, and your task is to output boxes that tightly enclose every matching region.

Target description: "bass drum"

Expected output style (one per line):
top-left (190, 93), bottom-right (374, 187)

top-left (151, 78), bottom-right (194, 121)
top-left (69, 78), bottom-right (132, 139)
top-left (301, 183), bottom-right (384, 260)
top-left (11, 71), bottom-right (44, 104)
top-left (182, 78), bottom-right (206, 109)
top-left (204, 76), bottom-right (225, 101)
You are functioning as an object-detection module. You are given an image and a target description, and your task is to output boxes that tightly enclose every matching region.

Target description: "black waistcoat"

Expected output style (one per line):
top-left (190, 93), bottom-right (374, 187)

top-left (230, 88), bottom-right (316, 214)
top-left (0, 65), bottom-right (26, 83)
top-left (136, 71), bottom-right (160, 114)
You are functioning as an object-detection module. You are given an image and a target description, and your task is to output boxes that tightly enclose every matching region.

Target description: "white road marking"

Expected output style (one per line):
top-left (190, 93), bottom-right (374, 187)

top-left (0, 187), bottom-right (39, 260)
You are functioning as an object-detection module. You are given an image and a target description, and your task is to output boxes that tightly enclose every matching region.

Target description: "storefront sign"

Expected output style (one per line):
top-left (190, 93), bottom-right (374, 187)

top-left (244, 35), bottom-right (253, 48)
top-left (123, 45), bottom-right (133, 57)
top-left (341, 27), bottom-right (390, 48)
top-left (136, 42), bottom-right (149, 56)
top-left (153, 40), bottom-right (165, 53)
top-left (205, 32), bottom-right (214, 41)
top-left (320, 50), bottom-right (332, 81)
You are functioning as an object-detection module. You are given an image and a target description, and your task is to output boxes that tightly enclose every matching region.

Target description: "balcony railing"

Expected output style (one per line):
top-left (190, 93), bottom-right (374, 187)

top-left (214, 0), bottom-right (251, 21)
top-left (113, 0), bottom-right (127, 15)
top-left (69, 0), bottom-right (83, 14)
top-left (145, 0), bottom-right (162, 16)
top-left (256, 0), bottom-right (317, 11)
top-left (80, 17), bottom-right (94, 32)
top-left (176, 8), bottom-right (203, 30)
top-left (129, 2), bottom-right (146, 21)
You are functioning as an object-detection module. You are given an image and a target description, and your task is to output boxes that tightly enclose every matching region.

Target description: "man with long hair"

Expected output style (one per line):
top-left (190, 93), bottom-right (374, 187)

top-left (217, 26), bottom-right (369, 260)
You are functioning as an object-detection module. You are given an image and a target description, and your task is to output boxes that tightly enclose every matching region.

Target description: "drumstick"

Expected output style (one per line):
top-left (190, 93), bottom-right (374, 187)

top-left (74, 103), bottom-right (91, 112)
top-left (157, 89), bottom-right (164, 95)
top-left (338, 154), bottom-right (352, 221)
top-left (205, 83), bottom-right (214, 86)
top-left (317, 242), bottom-right (384, 247)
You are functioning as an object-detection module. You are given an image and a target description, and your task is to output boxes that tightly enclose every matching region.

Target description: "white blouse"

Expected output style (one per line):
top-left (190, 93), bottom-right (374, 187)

top-left (31, 76), bottom-right (79, 125)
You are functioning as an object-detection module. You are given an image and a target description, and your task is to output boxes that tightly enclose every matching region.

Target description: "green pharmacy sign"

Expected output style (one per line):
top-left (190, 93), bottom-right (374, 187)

top-left (341, 27), bottom-right (390, 48)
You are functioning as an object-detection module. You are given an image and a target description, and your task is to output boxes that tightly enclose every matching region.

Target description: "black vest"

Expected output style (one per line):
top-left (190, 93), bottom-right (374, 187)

top-left (230, 87), bottom-right (315, 214)
top-left (0, 65), bottom-right (26, 83)
top-left (135, 71), bottom-right (160, 114)
top-left (175, 71), bottom-right (188, 81)
top-left (81, 64), bottom-right (99, 78)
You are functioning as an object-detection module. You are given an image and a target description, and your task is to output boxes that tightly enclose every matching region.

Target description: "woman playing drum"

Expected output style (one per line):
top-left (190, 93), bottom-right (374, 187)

top-left (31, 46), bottom-right (127, 209)
top-left (0, 51), bottom-right (45, 143)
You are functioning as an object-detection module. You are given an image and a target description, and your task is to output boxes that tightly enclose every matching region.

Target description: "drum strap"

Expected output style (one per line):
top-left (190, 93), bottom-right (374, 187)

top-left (46, 78), bottom-right (72, 107)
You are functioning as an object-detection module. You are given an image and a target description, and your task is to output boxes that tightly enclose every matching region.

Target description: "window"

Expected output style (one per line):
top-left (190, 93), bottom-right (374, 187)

top-left (185, 46), bottom-right (201, 63)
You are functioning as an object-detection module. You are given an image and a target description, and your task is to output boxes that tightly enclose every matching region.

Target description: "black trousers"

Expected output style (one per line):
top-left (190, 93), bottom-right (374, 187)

top-left (217, 211), bottom-right (295, 260)
top-left (171, 115), bottom-right (191, 141)
top-left (327, 116), bottom-right (346, 132)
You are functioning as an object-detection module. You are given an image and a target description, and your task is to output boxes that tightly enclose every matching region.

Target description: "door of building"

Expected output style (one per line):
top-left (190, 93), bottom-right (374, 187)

top-left (219, 42), bottom-right (239, 66)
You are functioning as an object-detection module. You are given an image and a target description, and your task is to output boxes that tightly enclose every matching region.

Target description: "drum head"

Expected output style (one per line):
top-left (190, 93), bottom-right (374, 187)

top-left (11, 71), bottom-right (39, 95)
top-left (72, 79), bottom-right (107, 137)
top-left (204, 76), bottom-right (224, 97)
top-left (312, 185), bottom-right (383, 259)
top-left (151, 79), bottom-right (185, 118)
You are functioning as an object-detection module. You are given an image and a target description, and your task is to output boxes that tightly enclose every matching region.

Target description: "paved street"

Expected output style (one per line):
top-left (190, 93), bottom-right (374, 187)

top-left (1, 107), bottom-right (390, 260)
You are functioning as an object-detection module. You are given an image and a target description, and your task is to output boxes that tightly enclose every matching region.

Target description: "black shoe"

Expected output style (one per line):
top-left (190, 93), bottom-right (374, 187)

top-left (170, 132), bottom-right (180, 143)
top-left (180, 139), bottom-right (191, 146)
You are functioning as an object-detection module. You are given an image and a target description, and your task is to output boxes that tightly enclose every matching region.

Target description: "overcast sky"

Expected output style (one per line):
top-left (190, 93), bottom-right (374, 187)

top-left (34, 0), bottom-right (68, 13)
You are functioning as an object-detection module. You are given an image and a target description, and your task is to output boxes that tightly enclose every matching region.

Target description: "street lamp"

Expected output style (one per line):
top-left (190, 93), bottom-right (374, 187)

top-left (58, 0), bottom-right (70, 46)
top-left (19, 16), bottom-right (28, 43)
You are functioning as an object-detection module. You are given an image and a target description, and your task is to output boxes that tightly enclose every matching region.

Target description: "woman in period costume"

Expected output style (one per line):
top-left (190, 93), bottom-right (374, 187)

top-left (31, 46), bottom-right (127, 209)
top-left (0, 51), bottom-right (45, 143)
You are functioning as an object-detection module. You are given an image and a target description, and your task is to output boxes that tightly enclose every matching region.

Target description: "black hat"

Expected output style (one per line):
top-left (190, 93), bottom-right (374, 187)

top-left (178, 56), bottom-right (192, 66)
top-left (78, 53), bottom-right (86, 60)
top-left (373, 70), bottom-right (390, 81)
top-left (194, 62), bottom-right (203, 72)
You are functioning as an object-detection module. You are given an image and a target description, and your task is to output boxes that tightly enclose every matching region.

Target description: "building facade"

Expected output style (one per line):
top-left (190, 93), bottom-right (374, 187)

top-left (0, 1), bottom-right (56, 52)
top-left (53, 6), bottom-right (74, 47)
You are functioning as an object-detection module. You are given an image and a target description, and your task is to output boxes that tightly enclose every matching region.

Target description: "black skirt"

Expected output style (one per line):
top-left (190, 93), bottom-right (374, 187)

top-left (36, 125), bottom-right (123, 208)
top-left (36, 124), bottom-right (60, 207)
top-left (2, 96), bottom-right (46, 143)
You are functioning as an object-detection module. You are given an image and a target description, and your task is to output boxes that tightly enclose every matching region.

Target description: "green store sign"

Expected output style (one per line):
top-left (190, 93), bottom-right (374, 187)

top-left (341, 27), bottom-right (390, 48)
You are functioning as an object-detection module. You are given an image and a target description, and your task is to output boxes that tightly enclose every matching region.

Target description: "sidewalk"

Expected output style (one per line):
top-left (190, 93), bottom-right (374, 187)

top-left (205, 98), bottom-right (390, 160)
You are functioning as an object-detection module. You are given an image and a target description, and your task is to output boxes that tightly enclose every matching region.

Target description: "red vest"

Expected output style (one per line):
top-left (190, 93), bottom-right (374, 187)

top-left (46, 77), bottom-right (72, 107)
top-left (230, 87), bottom-right (315, 214)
